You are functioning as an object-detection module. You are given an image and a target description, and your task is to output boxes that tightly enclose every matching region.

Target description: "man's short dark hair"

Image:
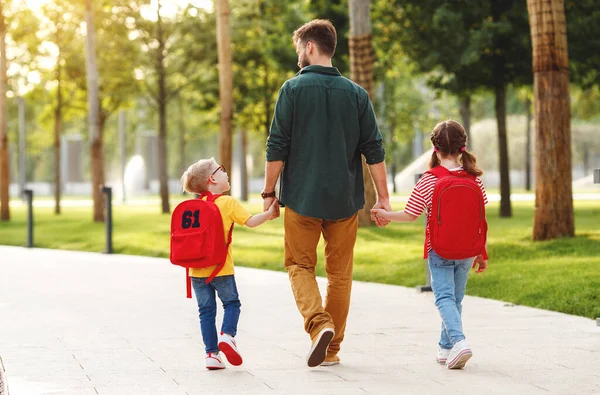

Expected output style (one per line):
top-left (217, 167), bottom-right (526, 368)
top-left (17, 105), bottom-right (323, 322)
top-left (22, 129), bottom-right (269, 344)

top-left (293, 19), bottom-right (337, 57)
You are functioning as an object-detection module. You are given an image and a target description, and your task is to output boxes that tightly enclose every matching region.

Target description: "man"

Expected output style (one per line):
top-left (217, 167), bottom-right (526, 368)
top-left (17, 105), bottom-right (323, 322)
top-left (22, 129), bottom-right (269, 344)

top-left (262, 19), bottom-right (391, 368)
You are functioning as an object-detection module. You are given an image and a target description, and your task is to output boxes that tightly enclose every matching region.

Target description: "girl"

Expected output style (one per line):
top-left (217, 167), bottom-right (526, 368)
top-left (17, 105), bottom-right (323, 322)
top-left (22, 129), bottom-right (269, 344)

top-left (371, 120), bottom-right (488, 369)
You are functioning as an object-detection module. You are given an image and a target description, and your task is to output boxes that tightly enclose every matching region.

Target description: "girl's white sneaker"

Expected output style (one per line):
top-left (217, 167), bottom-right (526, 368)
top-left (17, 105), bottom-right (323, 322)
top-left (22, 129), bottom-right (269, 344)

top-left (436, 346), bottom-right (451, 364)
top-left (446, 340), bottom-right (472, 369)
top-left (205, 352), bottom-right (226, 370)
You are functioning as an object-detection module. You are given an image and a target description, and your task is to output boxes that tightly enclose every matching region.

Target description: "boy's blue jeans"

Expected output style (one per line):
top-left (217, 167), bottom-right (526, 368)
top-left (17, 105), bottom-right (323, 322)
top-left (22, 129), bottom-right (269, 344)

top-left (191, 275), bottom-right (241, 354)
top-left (428, 250), bottom-right (474, 350)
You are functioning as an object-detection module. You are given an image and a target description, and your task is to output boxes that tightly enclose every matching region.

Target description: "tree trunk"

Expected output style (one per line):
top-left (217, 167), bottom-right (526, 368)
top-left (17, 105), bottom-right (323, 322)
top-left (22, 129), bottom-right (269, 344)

top-left (459, 95), bottom-right (472, 145)
top-left (158, 97), bottom-right (169, 213)
top-left (264, 87), bottom-right (272, 140)
top-left (240, 128), bottom-right (248, 201)
top-left (582, 146), bottom-right (589, 177)
top-left (527, 0), bottom-right (574, 240)
top-left (156, 3), bottom-right (170, 213)
top-left (54, 61), bottom-right (62, 215)
top-left (349, 0), bottom-right (377, 227)
top-left (216, 0), bottom-right (233, 181)
top-left (391, 162), bottom-right (397, 194)
top-left (495, 78), bottom-right (512, 217)
top-left (85, 0), bottom-right (104, 222)
top-left (525, 97), bottom-right (532, 191)
top-left (178, 99), bottom-right (186, 180)
top-left (18, 98), bottom-right (25, 199)
top-left (0, 3), bottom-right (9, 221)
top-left (119, 110), bottom-right (126, 203)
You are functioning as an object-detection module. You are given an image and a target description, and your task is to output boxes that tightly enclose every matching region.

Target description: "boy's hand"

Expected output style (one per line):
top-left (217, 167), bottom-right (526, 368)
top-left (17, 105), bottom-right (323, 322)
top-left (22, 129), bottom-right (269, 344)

top-left (263, 197), bottom-right (279, 219)
top-left (267, 199), bottom-right (278, 214)
top-left (472, 255), bottom-right (488, 273)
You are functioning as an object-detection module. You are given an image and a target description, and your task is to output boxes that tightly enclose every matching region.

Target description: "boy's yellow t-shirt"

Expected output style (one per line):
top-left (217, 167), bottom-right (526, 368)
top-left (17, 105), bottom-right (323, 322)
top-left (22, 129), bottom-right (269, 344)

top-left (188, 195), bottom-right (252, 278)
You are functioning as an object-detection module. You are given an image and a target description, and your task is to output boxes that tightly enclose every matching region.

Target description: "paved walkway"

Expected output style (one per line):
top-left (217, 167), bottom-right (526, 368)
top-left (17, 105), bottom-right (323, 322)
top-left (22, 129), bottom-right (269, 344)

top-left (0, 246), bottom-right (598, 395)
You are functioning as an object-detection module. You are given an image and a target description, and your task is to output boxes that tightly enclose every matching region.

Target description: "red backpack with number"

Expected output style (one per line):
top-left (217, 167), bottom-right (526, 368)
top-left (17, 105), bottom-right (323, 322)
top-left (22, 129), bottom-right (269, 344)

top-left (170, 192), bottom-right (233, 298)
top-left (426, 166), bottom-right (488, 260)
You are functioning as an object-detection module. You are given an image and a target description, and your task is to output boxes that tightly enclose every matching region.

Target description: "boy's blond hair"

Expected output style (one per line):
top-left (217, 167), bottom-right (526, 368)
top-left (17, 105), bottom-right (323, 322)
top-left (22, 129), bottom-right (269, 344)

top-left (181, 158), bottom-right (217, 194)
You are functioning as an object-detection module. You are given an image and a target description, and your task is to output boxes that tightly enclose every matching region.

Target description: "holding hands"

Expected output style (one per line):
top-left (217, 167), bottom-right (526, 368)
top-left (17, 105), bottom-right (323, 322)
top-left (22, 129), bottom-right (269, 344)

top-left (263, 197), bottom-right (280, 220)
top-left (371, 199), bottom-right (392, 227)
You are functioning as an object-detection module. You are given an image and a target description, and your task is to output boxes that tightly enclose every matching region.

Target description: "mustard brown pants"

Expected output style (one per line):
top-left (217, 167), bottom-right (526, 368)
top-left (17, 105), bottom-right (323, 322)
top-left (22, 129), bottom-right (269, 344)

top-left (284, 207), bottom-right (358, 357)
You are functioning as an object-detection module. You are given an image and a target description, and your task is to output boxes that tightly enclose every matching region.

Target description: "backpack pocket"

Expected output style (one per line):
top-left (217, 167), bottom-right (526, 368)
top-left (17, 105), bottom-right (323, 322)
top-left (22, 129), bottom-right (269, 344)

top-left (170, 229), bottom-right (215, 265)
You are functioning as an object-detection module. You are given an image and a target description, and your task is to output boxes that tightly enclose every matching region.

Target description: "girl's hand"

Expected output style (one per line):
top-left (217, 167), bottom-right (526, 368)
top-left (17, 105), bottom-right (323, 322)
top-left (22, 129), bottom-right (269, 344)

top-left (370, 208), bottom-right (387, 220)
top-left (472, 255), bottom-right (488, 273)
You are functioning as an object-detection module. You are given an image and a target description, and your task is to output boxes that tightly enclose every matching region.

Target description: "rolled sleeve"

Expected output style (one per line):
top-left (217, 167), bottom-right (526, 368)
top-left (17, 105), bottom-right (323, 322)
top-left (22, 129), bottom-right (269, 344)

top-left (358, 92), bottom-right (385, 164)
top-left (266, 84), bottom-right (293, 162)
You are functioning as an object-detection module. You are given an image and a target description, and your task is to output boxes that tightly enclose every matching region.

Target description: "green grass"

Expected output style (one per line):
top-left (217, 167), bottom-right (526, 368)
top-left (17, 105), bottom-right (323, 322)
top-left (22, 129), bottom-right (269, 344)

top-left (1, 200), bottom-right (599, 319)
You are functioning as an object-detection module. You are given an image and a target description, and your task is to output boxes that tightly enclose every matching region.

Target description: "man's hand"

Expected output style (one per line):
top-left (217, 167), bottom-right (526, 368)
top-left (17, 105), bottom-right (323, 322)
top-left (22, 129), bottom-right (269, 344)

top-left (263, 197), bottom-right (280, 220)
top-left (472, 255), bottom-right (488, 273)
top-left (371, 199), bottom-right (392, 227)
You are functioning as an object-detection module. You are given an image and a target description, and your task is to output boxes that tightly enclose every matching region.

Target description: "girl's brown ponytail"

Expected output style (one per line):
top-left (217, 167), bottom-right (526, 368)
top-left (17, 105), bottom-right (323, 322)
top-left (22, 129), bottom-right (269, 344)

top-left (429, 150), bottom-right (440, 169)
top-left (461, 150), bottom-right (483, 177)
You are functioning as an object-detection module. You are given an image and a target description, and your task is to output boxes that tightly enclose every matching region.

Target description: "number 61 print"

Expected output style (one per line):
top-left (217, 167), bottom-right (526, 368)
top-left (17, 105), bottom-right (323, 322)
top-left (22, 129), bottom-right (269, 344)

top-left (182, 210), bottom-right (200, 229)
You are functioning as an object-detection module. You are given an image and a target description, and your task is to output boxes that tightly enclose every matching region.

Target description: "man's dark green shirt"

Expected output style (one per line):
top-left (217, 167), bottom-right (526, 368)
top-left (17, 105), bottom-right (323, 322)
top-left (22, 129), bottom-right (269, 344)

top-left (266, 65), bottom-right (385, 220)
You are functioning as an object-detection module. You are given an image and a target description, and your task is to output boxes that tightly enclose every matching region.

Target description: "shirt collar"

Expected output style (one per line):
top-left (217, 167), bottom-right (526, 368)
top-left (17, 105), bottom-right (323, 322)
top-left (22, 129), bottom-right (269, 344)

top-left (296, 65), bottom-right (342, 76)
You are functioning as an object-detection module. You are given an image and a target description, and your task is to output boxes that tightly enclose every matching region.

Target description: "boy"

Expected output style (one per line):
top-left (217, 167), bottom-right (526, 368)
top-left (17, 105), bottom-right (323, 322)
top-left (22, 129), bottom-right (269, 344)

top-left (181, 158), bottom-right (277, 370)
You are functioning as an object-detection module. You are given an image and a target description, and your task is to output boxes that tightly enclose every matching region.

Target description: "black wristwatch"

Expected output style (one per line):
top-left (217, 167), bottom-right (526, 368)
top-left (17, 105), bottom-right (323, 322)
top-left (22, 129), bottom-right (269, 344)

top-left (261, 190), bottom-right (276, 199)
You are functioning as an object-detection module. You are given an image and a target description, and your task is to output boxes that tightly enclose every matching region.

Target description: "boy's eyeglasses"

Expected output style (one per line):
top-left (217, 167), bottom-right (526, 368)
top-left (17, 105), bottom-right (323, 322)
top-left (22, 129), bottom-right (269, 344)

top-left (211, 165), bottom-right (226, 177)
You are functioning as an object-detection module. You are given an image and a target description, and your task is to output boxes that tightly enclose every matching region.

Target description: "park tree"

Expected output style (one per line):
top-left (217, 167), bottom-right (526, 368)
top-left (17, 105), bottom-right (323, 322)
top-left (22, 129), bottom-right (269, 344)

top-left (174, 9), bottom-right (218, 181)
top-left (372, 0), bottom-right (440, 189)
top-left (233, 0), bottom-right (303, 138)
top-left (348, 0), bottom-right (377, 227)
top-left (216, 0), bottom-right (233, 188)
top-left (128, 1), bottom-right (210, 213)
top-left (527, 0), bottom-right (574, 240)
top-left (0, 1), bottom-right (7, 221)
top-left (388, 0), bottom-right (533, 218)
top-left (83, 0), bottom-right (104, 222)
top-left (231, 0), bottom-right (304, 199)
top-left (39, 0), bottom-right (81, 215)
top-left (308, 0), bottom-right (349, 74)
top-left (0, 1), bottom-right (40, 221)
top-left (565, 1), bottom-right (600, 90)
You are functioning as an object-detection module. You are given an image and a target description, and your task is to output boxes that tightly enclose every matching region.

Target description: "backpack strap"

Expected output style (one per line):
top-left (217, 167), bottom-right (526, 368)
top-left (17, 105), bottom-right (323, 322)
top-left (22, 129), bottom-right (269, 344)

top-left (186, 268), bottom-right (192, 298)
top-left (199, 191), bottom-right (222, 202)
top-left (185, 222), bottom-right (232, 298)
top-left (426, 166), bottom-right (452, 179)
top-left (204, 223), bottom-right (234, 284)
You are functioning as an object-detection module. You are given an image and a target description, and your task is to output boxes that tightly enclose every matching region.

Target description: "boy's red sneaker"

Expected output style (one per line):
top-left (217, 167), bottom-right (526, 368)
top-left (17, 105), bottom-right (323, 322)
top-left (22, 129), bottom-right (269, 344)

top-left (218, 333), bottom-right (243, 366)
top-left (205, 352), bottom-right (225, 370)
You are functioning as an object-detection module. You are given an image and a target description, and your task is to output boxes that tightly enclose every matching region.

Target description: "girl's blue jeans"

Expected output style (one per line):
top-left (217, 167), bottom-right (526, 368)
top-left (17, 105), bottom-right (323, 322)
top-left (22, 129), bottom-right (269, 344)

top-left (191, 275), bottom-right (241, 354)
top-left (428, 250), bottom-right (474, 350)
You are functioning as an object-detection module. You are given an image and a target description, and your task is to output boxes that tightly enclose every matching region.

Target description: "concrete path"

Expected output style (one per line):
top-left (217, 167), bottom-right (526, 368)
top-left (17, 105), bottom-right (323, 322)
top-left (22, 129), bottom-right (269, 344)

top-left (0, 246), bottom-right (598, 395)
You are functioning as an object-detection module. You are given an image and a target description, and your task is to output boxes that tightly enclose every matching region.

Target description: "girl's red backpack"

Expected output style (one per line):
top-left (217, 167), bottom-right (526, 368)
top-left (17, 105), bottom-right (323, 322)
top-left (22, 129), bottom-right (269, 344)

top-left (426, 166), bottom-right (488, 260)
top-left (170, 192), bottom-right (233, 298)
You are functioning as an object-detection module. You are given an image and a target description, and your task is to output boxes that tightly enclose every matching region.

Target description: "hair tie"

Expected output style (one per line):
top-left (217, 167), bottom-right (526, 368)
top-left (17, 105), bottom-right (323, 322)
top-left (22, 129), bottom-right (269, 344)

top-left (433, 147), bottom-right (439, 152)
top-left (460, 147), bottom-right (466, 152)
